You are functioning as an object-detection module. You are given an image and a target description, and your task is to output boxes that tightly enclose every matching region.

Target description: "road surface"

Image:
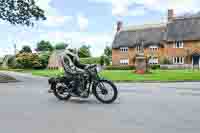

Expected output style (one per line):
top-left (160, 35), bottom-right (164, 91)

top-left (0, 71), bottom-right (200, 133)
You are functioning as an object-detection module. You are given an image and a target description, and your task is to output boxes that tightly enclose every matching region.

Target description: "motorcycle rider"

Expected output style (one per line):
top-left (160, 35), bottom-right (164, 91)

top-left (59, 49), bottom-right (87, 95)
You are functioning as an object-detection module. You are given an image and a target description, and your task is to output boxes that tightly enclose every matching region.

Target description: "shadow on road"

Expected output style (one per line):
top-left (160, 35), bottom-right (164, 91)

top-left (47, 97), bottom-right (120, 105)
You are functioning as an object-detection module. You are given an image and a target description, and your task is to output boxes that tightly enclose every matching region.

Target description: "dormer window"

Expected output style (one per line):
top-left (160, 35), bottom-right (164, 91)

top-left (149, 45), bottom-right (159, 51)
top-left (120, 47), bottom-right (128, 52)
top-left (175, 41), bottom-right (184, 48)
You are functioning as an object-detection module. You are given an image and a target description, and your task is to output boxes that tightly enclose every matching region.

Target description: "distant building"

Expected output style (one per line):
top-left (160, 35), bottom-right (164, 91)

top-left (48, 50), bottom-right (64, 69)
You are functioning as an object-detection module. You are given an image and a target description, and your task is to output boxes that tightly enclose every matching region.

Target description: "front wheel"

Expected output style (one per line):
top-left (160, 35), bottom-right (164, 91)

top-left (93, 80), bottom-right (118, 104)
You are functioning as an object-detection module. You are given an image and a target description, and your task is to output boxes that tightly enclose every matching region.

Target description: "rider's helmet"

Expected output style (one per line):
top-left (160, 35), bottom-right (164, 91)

top-left (63, 49), bottom-right (79, 63)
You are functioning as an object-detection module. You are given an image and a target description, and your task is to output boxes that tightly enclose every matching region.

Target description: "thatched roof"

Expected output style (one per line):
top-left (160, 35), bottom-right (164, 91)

top-left (112, 26), bottom-right (165, 48)
top-left (166, 17), bottom-right (200, 41)
top-left (112, 16), bottom-right (200, 48)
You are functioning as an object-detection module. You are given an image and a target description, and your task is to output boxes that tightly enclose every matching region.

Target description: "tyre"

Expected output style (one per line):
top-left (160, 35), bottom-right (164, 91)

top-left (93, 80), bottom-right (118, 104)
top-left (52, 83), bottom-right (71, 101)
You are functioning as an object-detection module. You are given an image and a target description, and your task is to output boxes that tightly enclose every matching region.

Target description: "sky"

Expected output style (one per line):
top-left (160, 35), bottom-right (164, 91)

top-left (0, 0), bottom-right (200, 57)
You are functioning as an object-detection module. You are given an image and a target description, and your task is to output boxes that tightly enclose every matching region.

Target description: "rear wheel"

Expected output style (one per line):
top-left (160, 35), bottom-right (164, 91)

top-left (52, 83), bottom-right (71, 101)
top-left (93, 80), bottom-right (118, 104)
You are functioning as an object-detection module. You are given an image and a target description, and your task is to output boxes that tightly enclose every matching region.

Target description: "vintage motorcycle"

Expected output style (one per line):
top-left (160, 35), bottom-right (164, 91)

top-left (48, 64), bottom-right (118, 104)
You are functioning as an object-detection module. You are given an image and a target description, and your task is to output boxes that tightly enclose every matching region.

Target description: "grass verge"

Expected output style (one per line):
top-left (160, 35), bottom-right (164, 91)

top-left (2, 68), bottom-right (200, 82)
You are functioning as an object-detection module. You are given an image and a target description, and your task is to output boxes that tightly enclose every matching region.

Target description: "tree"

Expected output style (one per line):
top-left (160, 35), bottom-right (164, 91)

top-left (104, 56), bottom-right (110, 66)
top-left (20, 45), bottom-right (32, 53)
top-left (78, 45), bottom-right (91, 58)
top-left (99, 56), bottom-right (105, 66)
top-left (36, 40), bottom-right (53, 52)
top-left (0, 0), bottom-right (46, 26)
top-left (104, 46), bottom-right (112, 57)
top-left (55, 42), bottom-right (68, 50)
top-left (38, 51), bottom-right (51, 68)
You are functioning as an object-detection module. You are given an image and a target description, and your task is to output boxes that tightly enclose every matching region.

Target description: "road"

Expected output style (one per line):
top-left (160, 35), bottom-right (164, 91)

top-left (0, 71), bottom-right (200, 133)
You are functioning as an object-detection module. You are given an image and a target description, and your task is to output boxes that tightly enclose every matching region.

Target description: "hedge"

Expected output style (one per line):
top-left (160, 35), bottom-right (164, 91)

top-left (150, 64), bottom-right (160, 70)
top-left (105, 66), bottom-right (135, 70)
top-left (80, 57), bottom-right (100, 64)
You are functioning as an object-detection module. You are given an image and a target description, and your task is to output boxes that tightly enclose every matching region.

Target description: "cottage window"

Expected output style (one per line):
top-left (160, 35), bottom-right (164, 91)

top-left (149, 58), bottom-right (158, 64)
top-left (120, 47), bottom-right (128, 52)
top-left (173, 57), bottom-right (184, 64)
top-left (175, 41), bottom-right (184, 48)
top-left (120, 59), bottom-right (129, 65)
top-left (149, 45), bottom-right (159, 51)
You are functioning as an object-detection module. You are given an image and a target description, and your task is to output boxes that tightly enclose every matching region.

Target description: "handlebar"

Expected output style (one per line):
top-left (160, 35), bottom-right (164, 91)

top-left (85, 64), bottom-right (97, 70)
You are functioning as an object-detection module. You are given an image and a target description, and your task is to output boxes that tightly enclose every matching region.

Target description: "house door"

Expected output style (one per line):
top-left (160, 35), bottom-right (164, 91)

top-left (192, 55), bottom-right (200, 67)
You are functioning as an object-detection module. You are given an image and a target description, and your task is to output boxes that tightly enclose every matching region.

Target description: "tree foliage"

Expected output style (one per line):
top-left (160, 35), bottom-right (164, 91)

top-left (78, 45), bottom-right (91, 58)
top-left (7, 55), bottom-right (16, 68)
top-left (55, 42), bottom-right (68, 50)
top-left (36, 40), bottom-right (53, 52)
top-left (100, 56), bottom-right (105, 66)
top-left (104, 46), bottom-right (112, 57)
top-left (104, 56), bottom-right (110, 66)
top-left (0, 0), bottom-right (46, 26)
top-left (38, 51), bottom-right (51, 68)
top-left (20, 45), bottom-right (32, 53)
top-left (80, 57), bottom-right (100, 65)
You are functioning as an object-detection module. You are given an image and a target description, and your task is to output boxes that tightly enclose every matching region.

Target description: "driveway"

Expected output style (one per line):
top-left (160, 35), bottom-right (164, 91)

top-left (0, 71), bottom-right (200, 133)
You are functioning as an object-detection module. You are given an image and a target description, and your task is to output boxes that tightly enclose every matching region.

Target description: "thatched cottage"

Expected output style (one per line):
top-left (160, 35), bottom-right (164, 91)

top-left (112, 9), bottom-right (200, 68)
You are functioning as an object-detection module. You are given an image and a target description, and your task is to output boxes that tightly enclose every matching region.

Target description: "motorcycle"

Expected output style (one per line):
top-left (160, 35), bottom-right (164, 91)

top-left (48, 64), bottom-right (118, 104)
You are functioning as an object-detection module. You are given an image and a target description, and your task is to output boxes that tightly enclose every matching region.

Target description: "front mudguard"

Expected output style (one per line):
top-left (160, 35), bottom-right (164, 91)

top-left (48, 77), bottom-right (57, 84)
top-left (92, 79), bottom-right (114, 92)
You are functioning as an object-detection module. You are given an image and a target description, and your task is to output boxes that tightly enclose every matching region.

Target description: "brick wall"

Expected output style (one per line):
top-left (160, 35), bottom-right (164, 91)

top-left (112, 40), bottom-right (200, 66)
top-left (163, 40), bottom-right (200, 64)
top-left (112, 48), bottom-right (129, 66)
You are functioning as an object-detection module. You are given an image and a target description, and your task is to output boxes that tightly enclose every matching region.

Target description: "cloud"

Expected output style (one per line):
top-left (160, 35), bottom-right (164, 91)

top-left (43, 16), bottom-right (73, 27)
top-left (36, 0), bottom-right (73, 27)
top-left (77, 14), bottom-right (89, 31)
top-left (89, 0), bottom-right (200, 16)
top-left (0, 48), bottom-right (14, 57)
top-left (39, 31), bottom-right (113, 56)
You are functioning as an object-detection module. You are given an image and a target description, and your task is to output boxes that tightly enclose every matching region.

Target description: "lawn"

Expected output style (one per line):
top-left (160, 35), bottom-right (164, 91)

top-left (11, 69), bottom-right (200, 82)
top-left (100, 70), bottom-right (200, 82)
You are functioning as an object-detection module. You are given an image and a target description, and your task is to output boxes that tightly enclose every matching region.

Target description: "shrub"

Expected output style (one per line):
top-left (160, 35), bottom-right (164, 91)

top-left (80, 57), bottom-right (100, 64)
top-left (105, 66), bottom-right (135, 70)
top-left (160, 57), bottom-right (172, 64)
top-left (150, 64), bottom-right (160, 70)
top-left (16, 53), bottom-right (42, 69)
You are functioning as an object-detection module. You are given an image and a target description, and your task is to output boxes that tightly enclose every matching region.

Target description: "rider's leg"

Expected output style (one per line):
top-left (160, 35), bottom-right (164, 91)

top-left (71, 74), bottom-right (81, 95)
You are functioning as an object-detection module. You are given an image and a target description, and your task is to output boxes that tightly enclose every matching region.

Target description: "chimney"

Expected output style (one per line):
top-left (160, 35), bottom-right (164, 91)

top-left (168, 9), bottom-right (174, 22)
top-left (116, 21), bottom-right (122, 32)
